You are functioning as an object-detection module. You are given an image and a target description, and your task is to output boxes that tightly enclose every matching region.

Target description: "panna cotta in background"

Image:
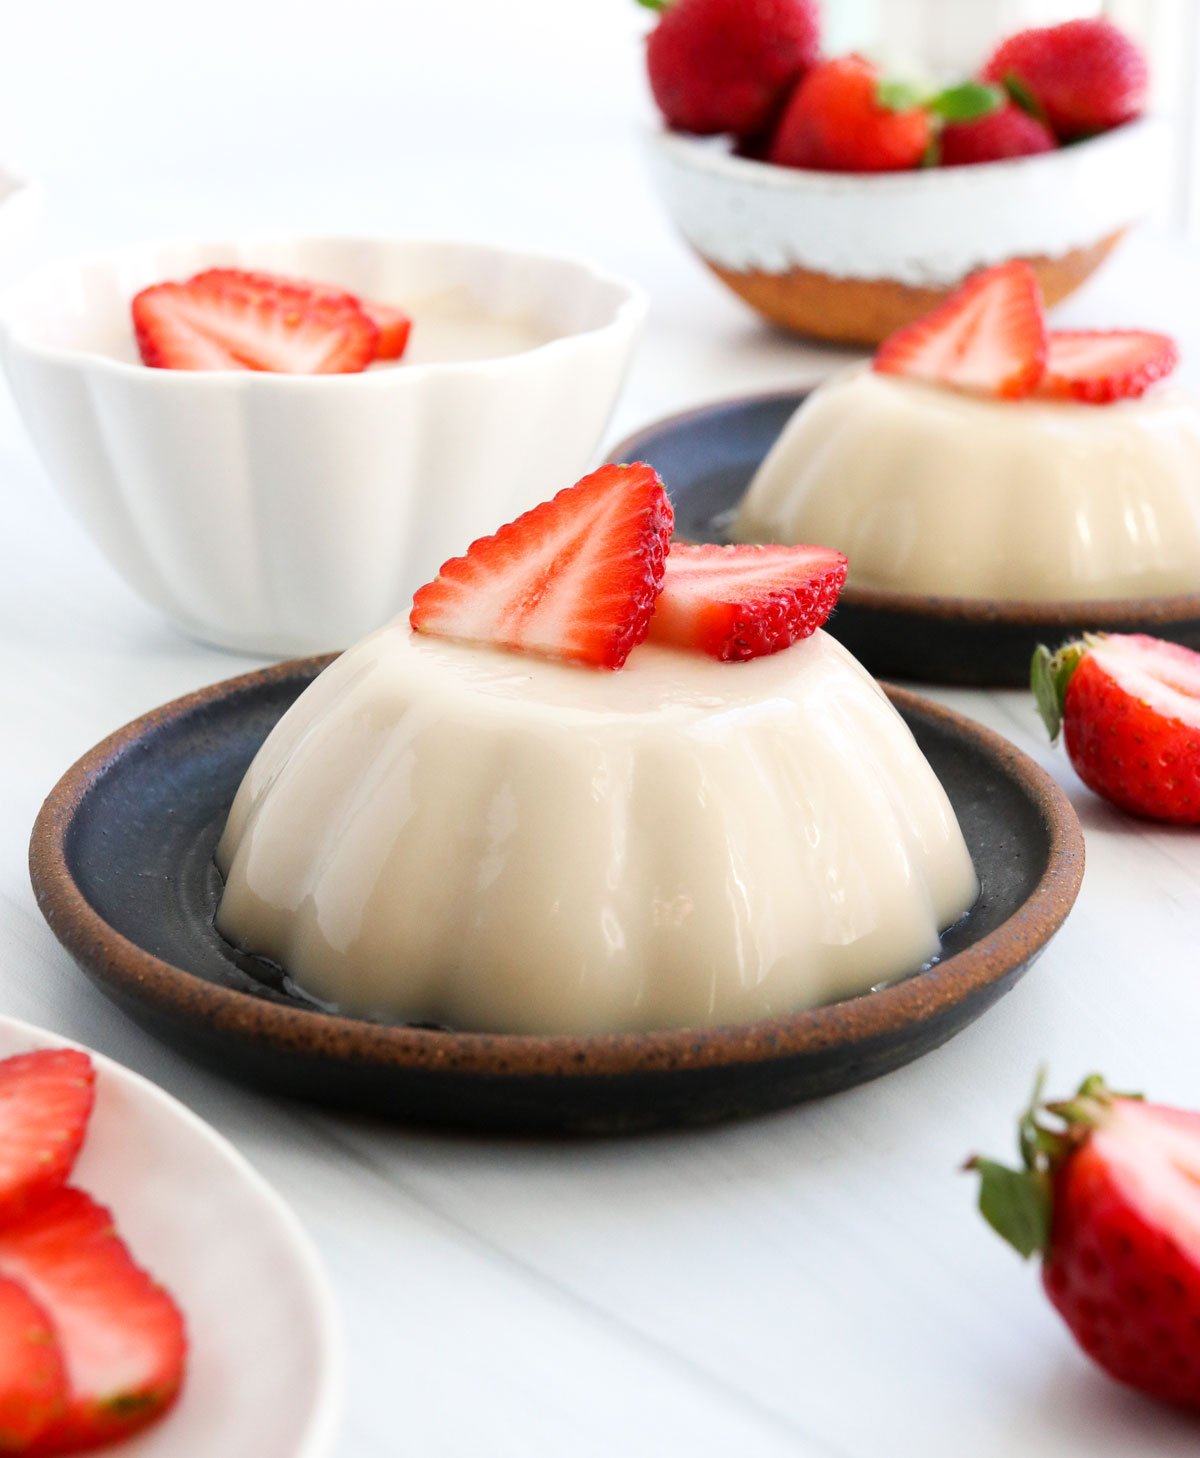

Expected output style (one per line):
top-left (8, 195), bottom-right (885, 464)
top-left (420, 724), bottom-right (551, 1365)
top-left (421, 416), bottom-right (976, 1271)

top-left (737, 364), bottom-right (1200, 602)
top-left (215, 627), bottom-right (979, 1035)
top-left (736, 261), bottom-right (1194, 603)
top-left (215, 461), bottom-right (977, 1037)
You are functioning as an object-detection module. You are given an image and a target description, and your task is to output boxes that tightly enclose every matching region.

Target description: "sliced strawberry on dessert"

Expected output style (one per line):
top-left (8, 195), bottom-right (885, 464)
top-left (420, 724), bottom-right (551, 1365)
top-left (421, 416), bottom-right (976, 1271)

top-left (981, 18), bottom-right (1148, 140)
top-left (411, 463), bottom-right (674, 669)
top-left (0, 1187), bottom-right (186, 1452)
top-left (132, 275), bottom-right (378, 374)
top-left (1038, 330), bottom-right (1179, 405)
top-left (0, 1276), bottom-right (67, 1449)
top-left (769, 55), bottom-right (931, 173)
top-left (649, 543), bottom-right (847, 661)
top-left (190, 269), bottom-right (411, 362)
top-left (0, 1050), bottom-right (95, 1222)
top-left (969, 1073), bottom-right (1200, 1411)
top-left (873, 260), bottom-right (1047, 399)
top-left (643, 0), bottom-right (821, 138)
top-left (1032, 632), bottom-right (1200, 824)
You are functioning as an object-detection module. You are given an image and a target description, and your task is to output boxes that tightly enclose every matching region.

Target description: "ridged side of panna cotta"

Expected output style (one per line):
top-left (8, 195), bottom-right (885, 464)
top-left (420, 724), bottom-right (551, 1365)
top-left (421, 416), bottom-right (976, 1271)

top-left (215, 623), bottom-right (977, 1035)
top-left (735, 365), bottom-right (1200, 602)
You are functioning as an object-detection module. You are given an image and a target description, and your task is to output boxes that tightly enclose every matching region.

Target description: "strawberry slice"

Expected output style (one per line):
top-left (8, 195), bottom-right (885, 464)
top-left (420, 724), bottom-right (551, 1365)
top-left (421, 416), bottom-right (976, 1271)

top-left (873, 260), bottom-right (1047, 399)
top-left (410, 463), bottom-right (674, 669)
top-left (191, 268), bottom-right (412, 362)
top-left (0, 1276), bottom-right (67, 1448)
top-left (0, 1188), bottom-right (186, 1452)
top-left (132, 276), bottom-right (377, 374)
top-left (0, 1051), bottom-right (95, 1222)
top-left (649, 543), bottom-right (847, 661)
top-left (1038, 330), bottom-right (1179, 404)
top-left (362, 300), bottom-right (412, 361)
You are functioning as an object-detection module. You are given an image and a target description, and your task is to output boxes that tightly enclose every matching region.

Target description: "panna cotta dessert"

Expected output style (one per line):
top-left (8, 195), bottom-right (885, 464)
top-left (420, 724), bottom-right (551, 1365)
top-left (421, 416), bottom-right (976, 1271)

top-left (216, 464), bottom-right (978, 1036)
top-left (736, 262), bottom-right (1194, 602)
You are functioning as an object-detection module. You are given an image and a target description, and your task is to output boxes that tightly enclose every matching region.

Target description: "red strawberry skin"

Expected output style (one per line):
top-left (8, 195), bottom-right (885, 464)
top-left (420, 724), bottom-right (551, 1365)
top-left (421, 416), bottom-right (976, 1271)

top-left (1061, 636), bottom-right (1200, 823)
top-left (0, 1188), bottom-right (187, 1452)
top-left (769, 55), bottom-right (930, 173)
top-left (0, 1051), bottom-right (95, 1223)
top-left (411, 463), bottom-right (674, 670)
top-left (982, 18), bottom-right (1148, 140)
top-left (646, 0), bottom-right (820, 138)
top-left (1043, 1100), bottom-right (1200, 1411)
top-left (649, 543), bottom-right (846, 661)
top-left (940, 102), bottom-right (1056, 166)
top-left (0, 1276), bottom-right (67, 1449)
top-left (362, 301), bottom-right (412, 361)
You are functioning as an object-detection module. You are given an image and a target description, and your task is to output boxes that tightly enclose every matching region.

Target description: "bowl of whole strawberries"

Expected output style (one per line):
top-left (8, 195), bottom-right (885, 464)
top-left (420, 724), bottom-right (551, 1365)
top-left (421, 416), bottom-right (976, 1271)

top-left (642, 2), bottom-right (1168, 344)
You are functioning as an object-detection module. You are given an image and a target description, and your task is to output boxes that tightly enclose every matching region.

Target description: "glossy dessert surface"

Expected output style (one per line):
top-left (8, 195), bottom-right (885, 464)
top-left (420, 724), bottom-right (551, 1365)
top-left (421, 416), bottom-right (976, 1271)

top-left (735, 364), bottom-right (1200, 602)
top-left (215, 623), bottom-right (978, 1035)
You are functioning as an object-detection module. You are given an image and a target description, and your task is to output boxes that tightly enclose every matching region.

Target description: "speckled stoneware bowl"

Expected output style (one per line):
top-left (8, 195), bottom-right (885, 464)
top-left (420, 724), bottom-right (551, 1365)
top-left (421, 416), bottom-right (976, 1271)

top-left (646, 118), bottom-right (1167, 344)
top-left (29, 655), bottom-right (1084, 1133)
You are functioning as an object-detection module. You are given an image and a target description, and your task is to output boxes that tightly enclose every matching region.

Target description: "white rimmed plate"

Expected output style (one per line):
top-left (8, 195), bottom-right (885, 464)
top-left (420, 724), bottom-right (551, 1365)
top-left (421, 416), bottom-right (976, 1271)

top-left (0, 1014), bottom-right (342, 1457)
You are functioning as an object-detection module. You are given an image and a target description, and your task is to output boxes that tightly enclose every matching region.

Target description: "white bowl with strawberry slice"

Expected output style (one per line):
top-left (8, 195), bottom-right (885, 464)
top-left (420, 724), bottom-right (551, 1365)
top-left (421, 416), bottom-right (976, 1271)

top-left (0, 237), bottom-right (644, 656)
top-left (641, 4), bottom-right (1167, 344)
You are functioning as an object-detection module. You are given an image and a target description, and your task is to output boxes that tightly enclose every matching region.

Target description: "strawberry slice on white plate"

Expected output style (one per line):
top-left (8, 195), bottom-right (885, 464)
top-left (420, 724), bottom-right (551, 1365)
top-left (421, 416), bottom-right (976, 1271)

top-left (0, 1049), bottom-right (94, 1221)
top-left (873, 260), bottom-right (1047, 399)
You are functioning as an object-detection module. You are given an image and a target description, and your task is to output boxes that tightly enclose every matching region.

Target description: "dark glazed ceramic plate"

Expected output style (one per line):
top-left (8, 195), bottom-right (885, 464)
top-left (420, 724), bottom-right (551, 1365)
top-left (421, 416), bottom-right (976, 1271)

top-left (608, 391), bottom-right (1200, 686)
top-left (30, 657), bottom-right (1084, 1134)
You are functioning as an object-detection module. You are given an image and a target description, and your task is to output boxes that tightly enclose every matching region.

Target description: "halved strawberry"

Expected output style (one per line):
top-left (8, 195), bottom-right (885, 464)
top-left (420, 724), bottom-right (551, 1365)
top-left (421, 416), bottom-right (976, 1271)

top-left (1038, 330), bottom-right (1179, 405)
top-left (649, 543), bottom-right (847, 661)
top-left (873, 260), bottom-right (1047, 399)
top-left (191, 268), bottom-right (412, 362)
top-left (132, 276), bottom-right (377, 374)
top-left (1033, 632), bottom-right (1200, 823)
top-left (0, 1050), bottom-right (95, 1222)
top-left (0, 1276), bottom-right (67, 1449)
top-left (0, 1188), bottom-right (186, 1452)
top-left (411, 463), bottom-right (674, 669)
top-left (970, 1074), bottom-right (1200, 1411)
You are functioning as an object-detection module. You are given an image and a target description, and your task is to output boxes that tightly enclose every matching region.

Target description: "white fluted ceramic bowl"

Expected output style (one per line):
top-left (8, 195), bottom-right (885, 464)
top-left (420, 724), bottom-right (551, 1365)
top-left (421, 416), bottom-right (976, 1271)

top-left (0, 237), bottom-right (645, 655)
top-left (647, 118), bottom-right (1168, 344)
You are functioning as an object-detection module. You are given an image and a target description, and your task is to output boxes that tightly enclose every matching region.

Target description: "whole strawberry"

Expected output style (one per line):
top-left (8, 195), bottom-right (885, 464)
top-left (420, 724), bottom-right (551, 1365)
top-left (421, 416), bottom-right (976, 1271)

top-left (1032, 633), bottom-right (1200, 824)
top-left (642, 0), bottom-right (820, 138)
top-left (769, 54), bottom-right (929, 172)
top-left (940, 101), bottom-right (1055, 166)
top-left (970, 1074), bottom-right (1200, 1412)
top-left (982, 18), bottom-right (1148, 141)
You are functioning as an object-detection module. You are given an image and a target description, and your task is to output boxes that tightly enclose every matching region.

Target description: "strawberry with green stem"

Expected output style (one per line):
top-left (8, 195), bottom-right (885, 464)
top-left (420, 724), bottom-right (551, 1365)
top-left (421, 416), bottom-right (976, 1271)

top-left (969, 1073), bottom-right (1200, 1411)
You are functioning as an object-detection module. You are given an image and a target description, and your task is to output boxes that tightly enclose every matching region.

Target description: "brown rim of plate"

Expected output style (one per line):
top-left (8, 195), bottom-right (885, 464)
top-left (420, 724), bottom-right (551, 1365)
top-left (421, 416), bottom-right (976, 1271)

top-left (607, 391), bottom-right (1200, 631)
top-left (29, 655), bottom-right (1085, 1080)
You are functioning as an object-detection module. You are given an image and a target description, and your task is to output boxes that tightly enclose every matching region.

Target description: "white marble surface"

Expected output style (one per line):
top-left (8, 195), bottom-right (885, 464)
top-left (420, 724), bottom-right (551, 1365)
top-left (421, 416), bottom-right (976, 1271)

top-left (2, 4), bottom-right (1200, 1452)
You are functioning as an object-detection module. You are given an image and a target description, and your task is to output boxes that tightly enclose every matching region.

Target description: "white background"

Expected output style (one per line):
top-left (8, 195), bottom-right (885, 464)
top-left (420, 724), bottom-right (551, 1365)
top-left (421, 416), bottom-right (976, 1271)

top-left (1, 3), bottom-right (1200, 1456)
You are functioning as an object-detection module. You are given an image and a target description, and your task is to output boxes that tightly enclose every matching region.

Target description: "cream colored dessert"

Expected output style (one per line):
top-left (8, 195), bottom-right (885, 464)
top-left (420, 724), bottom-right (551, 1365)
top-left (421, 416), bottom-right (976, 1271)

top-left (735, 365), bottom-right (1200, 602)
top-left (215, 624), bottom-right (978, 1036)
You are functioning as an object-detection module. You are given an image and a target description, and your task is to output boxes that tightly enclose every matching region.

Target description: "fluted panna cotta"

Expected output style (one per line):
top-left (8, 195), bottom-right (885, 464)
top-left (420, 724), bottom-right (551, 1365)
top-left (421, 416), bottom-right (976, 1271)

top-left (736, 364), bottom-right (1200, 603)
top-left (215, 624), bottom-right (978, 1035)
